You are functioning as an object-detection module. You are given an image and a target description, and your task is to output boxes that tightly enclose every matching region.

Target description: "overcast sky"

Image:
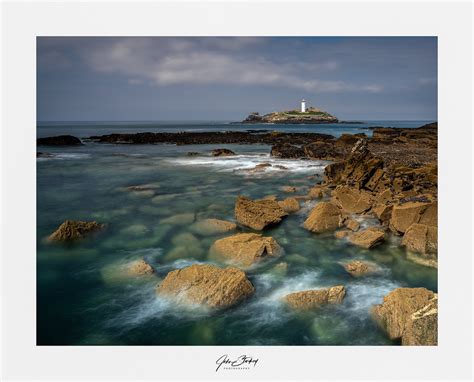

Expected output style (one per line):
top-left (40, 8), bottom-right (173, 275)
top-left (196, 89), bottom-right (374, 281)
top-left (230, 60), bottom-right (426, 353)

top-left (37, 37), bottom-right (437, 122)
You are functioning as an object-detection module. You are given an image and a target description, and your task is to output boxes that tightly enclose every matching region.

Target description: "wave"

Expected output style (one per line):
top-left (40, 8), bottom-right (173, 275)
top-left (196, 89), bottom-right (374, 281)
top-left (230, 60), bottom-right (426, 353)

top-left (166, 153), bottom-right (328, 177)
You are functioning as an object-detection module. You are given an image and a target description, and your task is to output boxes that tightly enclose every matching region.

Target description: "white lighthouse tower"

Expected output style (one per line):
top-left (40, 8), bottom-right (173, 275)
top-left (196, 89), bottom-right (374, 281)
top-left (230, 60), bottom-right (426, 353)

top-left (301, 99), bottom-right (306, 113)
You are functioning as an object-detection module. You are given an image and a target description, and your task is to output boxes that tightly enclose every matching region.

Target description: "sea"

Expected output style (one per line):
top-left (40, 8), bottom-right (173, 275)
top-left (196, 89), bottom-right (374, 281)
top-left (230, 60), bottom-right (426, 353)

top-left (37, 120), bottom-right (437, 345)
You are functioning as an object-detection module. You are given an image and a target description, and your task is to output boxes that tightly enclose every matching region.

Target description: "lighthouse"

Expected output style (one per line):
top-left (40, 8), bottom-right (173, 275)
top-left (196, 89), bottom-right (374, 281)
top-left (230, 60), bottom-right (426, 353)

top-left (301, 99), bottom-right (306, 113)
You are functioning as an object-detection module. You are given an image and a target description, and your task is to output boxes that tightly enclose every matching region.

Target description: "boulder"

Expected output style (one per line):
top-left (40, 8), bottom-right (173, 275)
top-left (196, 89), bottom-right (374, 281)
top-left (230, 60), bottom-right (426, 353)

top-left (331, 185), bottom-right (373, 214)
top-left (389, 201), bottom-right (436, 234)
top-left (48, 220), bottom-right (105, 241)
top-left (345, 218), bottom-right (360, 232)
top-left (334, 230), bottom-right (351, 239)
top-left (211, 148), bottom-right (235, 157)
top-left (348, 227), bottom-right (385, 249)
top-left (190, 219), bottom-right (237, 236)
top-left (324, 139), bottom-right (384, 189)
top-left (161, 213), bottom-right (196, 226)
top-left (156, 264), bottom-right (255, 309)
top-left (270, 143), bottom-right (305, 159)
top-left (343, 260), bottom-right (378, 277)
top-left (371, 287), bottom-right (437, 345)
top-left (284, 286), bottom-right (346, 311)
top-left (307, 186), bottom-right (324, 199)
top-left (402, 223), bottom-right (437, 255)
top-left (235, 196), bottom-right (288, 230)
top-left (303, 141), bottom-right (341, 160)
top-left (373, 204), bottom-right (393, 223)
top-left (37, 135), bottom-right (82, 146)
top-left (280, 186), bottom-right (297, 193)
top-left (277, 198), bottom-right (300, 213)
top-left (209, 233), bottom-right (282, 268)
top-left (303, 202), bottom-right (342, 233)
top-left (127, 259), bottom-right (155, 276)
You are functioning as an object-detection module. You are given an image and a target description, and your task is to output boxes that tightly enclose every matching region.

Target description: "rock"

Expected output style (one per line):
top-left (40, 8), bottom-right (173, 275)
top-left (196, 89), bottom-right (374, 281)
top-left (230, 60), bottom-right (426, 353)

top-left (303, 202), bottom-right (342, 233)
top-left (161, 213), bottom-right (195, 226)
top-left (331, 185), bottom-right (373, 214)
top-left (335, 133), bottom-right (365, 147)
top-left (127, 259), bottom-right (155, 276)
top-left (402, 223), bottom-right (437, 255)
top-left (371, 287), bottom-right (437, 345)
top-left (120, 224), bottom-right (149, 237)
top-left (334, 230), bottom-right (351, 239)
top-left (262, 194), bottom-right (277, 201)
top-left (37, 135), bottom-right (83, 146)
top-left (343, 260), bottom-right (378, 277)
top-left (48, 220), bottom-right (105, 241)
top-left (270, 143), bottom-right (305, 159)
top-left (209, 233), bottom-right (282, 268)
top-left (277, 198), bottom-right (300, 213)
top-left (186, 152), bottom-right (200, 156)
top-left (211, 148), bottom-right (235, 156)
top-left (190, 218), bottom-right (237, 236)
top-left (389, 201), bottom-right (436, 234)
top-left (37, 152), bottom-right (55, 158)
top-left (280, 186), bottom-right (297, 193)
top-left (307, 186), bottom-right (324, 199)
top-left (284, 286), bottom-right (346, 311)
top-left (324, 139), bottom-right (384, 189)
top-left (345, 218), bottom-right (360, 232)
top-left (373, 204), bottom-right (393, 223)
top-left (348, 227), bottom-right (385, 249)
top-left (235, 196), bottom-right (288, 230)
top-left (303, 141), bottom-right (341, 160)
top-left (156, 264), bottom-right (255, 309)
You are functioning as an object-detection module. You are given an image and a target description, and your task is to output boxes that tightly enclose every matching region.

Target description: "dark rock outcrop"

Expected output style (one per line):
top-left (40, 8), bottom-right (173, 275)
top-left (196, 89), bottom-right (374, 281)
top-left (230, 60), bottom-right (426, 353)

top-left (37, 135), bottom-right (83, 146)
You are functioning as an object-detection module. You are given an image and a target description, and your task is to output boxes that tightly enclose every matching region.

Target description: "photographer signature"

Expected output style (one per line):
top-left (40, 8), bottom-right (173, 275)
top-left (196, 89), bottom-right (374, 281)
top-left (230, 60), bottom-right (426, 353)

top-left (215, 354), bottom-right (259, 372)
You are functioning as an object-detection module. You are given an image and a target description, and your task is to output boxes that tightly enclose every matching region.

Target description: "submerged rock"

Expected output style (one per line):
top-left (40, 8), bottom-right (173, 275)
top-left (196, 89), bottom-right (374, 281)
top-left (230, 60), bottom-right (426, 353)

top-left (343, 260), bottom-right (379, 277)
top-left (334, 229), bottom-right (351, 239)
top-left (277, 197), bottom-right (300, 213)
top-left (48, 220), bottom-right (105, 241)
top-left (190, 218), bottom-right (237, 236)
top-left (161, 213), bottom-right (196, 226)
top-left (284, 286), bottom-right (346, 311)
top-left (303, 202), bottom-right (342, 233)
top-left (127, 259), bottom-right (155, 276)
top-left (156, 264), bottom-right (255, 309)
top-left (37, 135), bottom-right (82, 146)
top-left (209, 233), bottom-right (282, 268)
top-left (211, 148), bottom-right (235, 157)
top-left (371, 287), bottom-right (437, 345)
top-left (348, 227), bottom-right (385, 249)
top-left (280, 185), bottom-right (297, 193)
top-left (235, 195), bottom-right (288, 230)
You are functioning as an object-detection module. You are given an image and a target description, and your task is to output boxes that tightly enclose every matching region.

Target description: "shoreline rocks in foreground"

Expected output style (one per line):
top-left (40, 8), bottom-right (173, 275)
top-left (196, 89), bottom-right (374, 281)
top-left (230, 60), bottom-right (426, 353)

top-left (48, 220), bottom-right (105, 241)
top-left (156, 264), bottom-right (255, 309)
top-left (372, 288), bottom-right (438, 345)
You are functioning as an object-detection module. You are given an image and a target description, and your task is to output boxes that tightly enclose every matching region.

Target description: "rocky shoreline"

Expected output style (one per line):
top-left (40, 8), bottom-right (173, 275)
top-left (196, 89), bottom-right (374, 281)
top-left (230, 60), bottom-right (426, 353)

top-left (40, 121), bottom-right (438, 345)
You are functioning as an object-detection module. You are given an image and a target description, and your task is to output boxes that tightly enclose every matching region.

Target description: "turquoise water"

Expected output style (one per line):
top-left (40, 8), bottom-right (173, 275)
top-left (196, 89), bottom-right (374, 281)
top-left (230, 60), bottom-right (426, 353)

top-left (37, 122), bottom-right (437, 345)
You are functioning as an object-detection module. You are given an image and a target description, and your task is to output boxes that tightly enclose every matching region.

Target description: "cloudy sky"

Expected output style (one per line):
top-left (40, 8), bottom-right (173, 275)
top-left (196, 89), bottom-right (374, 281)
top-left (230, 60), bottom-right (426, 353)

top-left (37, 37), bottom-right (437, 121)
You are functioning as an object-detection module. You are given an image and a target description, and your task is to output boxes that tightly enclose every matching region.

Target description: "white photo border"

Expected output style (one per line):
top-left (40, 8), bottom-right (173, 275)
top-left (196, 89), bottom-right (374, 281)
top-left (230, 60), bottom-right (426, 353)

top-left (1, 1), bottom-right (472, 380)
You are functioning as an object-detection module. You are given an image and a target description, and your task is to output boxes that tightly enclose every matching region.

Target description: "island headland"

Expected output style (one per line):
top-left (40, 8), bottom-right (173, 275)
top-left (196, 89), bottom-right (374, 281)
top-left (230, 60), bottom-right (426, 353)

top-left (241, 99), bottom-right (339, 124)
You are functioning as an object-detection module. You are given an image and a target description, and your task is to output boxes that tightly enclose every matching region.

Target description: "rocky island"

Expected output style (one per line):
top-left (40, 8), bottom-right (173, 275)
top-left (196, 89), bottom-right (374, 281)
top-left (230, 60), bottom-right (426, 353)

top-left (242, 100), bottom-right (339, 124)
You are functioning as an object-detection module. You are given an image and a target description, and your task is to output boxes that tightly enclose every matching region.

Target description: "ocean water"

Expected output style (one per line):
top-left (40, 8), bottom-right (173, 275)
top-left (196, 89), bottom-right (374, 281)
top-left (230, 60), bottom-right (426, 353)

top-left (37, 121), bottom-right (437, 345)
